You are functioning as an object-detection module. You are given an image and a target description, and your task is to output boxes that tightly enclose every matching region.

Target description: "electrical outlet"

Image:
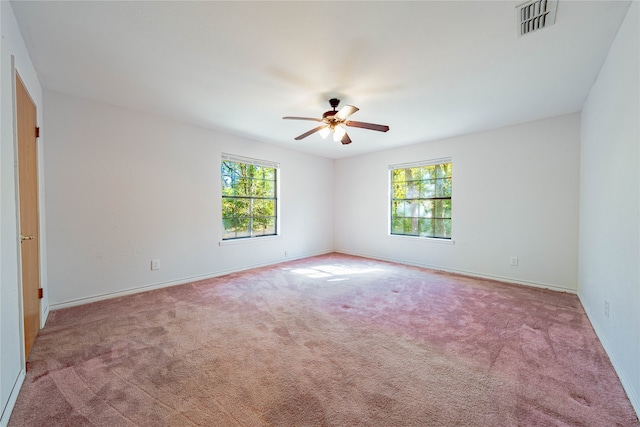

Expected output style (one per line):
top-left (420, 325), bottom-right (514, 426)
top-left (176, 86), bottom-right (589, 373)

top-left (151, 259), bottom-right (160, 271)
top-left (604, 300), bottom-right (609, 318)
top-left (510, 256), bottom-right (519, 266)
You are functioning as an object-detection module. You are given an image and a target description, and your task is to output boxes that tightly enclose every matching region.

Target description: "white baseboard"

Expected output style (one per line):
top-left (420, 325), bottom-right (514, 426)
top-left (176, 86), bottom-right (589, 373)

top-left (51, 249), bottom-right (576, 309)
top-left (0, 369), bottom-right (25, 427)
top-left (579, 296), bottom-right (640, 419)
top-left (336, 250), bottom-right (577, 294)
top-left (50, 250), bottom-right (332, 311)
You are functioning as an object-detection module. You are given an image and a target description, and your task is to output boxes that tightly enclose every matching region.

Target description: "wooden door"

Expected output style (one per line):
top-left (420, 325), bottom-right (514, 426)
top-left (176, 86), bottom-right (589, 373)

top-left (16, 73), bottom-right (41, 360)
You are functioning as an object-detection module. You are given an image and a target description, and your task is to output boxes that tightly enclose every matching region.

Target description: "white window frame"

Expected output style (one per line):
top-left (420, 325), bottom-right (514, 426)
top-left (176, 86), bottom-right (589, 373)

top-left (220, 154), bottom-right (281, 244)
top-left (388, 157), bottom-right (453, 242)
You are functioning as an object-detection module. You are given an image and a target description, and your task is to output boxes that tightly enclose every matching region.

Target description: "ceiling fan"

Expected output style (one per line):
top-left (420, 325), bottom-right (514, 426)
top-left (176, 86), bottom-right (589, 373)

top-left (283, 98), bottom-right (390, 145)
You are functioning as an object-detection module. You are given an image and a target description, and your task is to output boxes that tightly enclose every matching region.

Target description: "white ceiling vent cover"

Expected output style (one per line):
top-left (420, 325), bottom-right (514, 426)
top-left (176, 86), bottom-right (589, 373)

top-left (517, 0), bottom-right (558, 36)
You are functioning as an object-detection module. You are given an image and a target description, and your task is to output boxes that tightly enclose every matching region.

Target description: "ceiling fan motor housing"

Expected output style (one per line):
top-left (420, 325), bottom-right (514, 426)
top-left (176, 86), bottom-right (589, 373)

top-left (323, 110), bottom-right (337, 120)
top-left (323, 98), bottom-right (341, 121)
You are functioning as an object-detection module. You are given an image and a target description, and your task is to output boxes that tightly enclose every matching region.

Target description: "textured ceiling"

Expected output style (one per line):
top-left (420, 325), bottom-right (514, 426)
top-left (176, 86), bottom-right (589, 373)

top-left (10, 1), bottom-right (631, 159)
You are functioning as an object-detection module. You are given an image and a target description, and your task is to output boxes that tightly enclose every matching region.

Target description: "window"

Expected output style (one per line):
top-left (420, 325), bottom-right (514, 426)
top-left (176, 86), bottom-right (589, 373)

top-left (221, 155), bottom-right (278, 240)
top-left (390, 159), bottom-right (452, 239)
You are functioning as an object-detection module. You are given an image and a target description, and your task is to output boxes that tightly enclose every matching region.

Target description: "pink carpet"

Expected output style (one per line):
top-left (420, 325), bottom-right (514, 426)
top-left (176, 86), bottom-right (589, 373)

top-left (9, 253), bottom-right (639, 426)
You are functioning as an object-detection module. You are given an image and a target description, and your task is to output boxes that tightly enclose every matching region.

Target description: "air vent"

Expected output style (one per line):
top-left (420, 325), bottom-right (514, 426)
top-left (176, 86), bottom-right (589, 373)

top-left (517, 0), bottom-right (558, 36)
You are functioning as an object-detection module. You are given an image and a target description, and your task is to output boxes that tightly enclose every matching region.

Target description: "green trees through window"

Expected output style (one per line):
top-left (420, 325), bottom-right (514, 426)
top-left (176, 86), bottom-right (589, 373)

top-left (391, 161), bottom-right (452, 239)
top-left (222, 158), bottom-right (277, 240)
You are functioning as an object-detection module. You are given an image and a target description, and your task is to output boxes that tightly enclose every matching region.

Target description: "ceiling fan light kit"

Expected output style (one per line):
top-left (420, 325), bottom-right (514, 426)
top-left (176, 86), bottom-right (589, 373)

top-left (283, 98), bottom-right (389, 145)
top-left (319, 127), bottom-right (331, 139)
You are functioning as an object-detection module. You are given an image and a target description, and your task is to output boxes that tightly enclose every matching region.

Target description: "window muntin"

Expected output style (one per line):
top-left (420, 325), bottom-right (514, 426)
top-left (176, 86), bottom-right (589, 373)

top-left (221, 158), bottom-right (278, 240)
top-left (390, 161), bottom-right (452, 239)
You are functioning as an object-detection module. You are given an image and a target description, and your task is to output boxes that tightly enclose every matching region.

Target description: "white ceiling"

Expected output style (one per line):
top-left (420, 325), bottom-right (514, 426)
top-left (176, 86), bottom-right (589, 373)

top-left (10, 1), bottom-right (631, 159)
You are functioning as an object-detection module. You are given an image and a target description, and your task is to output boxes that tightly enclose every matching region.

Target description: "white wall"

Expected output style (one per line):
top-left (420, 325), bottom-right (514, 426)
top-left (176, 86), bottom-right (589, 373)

top-left (43, 91), bottom-right (334, 307)
top-left (579, 2), bottom-right (639, 414)
top-left (334, 113), bottom-right (580, 292)
top-left (0, 2), bottom-right (47, 425)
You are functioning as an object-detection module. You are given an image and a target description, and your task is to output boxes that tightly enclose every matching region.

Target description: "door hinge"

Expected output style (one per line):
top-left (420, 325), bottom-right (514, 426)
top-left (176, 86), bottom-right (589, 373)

top-left (38, 288), bottom-right (43, 299)
top-left (35, 127), bottom-right (40, 138)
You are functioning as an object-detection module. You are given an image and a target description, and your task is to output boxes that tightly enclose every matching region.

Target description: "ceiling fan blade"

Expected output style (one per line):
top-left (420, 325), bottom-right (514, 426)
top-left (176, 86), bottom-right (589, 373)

top-left (341, 132), bottom-right (352, 145)
top-left (345, 120), bottom-right (390, 132)
top-left (294, 125), bottom-right (328, 140)
top-left (283, 116), bottom-right (322, 122)
top-left (335, 105), bottom-right (359, 120)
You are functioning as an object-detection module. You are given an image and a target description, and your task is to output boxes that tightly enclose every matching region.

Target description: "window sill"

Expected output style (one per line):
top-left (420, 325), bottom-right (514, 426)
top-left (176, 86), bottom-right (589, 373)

top-left (218, 235), bottom-right (281, 246)
top-left (387, 234), bottom-right (455, 245)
